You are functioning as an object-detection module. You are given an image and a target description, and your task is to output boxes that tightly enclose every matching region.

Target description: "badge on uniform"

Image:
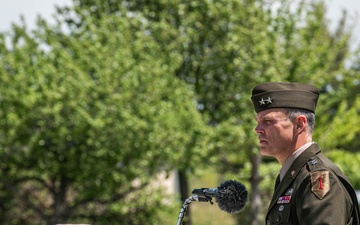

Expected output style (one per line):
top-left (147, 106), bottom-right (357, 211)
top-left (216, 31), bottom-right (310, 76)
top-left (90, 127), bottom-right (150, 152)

top-left (277, 196), bottom-right (291, 204)
top-left (310, 170), bottom-right (330, 199)
top-left (277, 188), bottom-right (293, 204)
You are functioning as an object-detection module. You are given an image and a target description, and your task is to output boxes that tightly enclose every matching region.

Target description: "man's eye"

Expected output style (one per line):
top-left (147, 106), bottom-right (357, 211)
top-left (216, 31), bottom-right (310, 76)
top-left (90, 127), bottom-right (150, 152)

top-left (264, 120), bottom-right (273, 125)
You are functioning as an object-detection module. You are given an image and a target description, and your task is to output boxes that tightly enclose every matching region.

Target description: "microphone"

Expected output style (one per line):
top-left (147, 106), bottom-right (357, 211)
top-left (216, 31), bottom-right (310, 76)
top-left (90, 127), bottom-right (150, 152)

top-left (191, 180), bottom-right (248, 214)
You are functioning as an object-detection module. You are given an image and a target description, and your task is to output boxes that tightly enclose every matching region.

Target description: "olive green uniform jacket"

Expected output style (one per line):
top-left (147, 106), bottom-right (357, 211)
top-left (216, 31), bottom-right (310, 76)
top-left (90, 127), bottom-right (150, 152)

top-left (266, 143), bottom-right (360, 225)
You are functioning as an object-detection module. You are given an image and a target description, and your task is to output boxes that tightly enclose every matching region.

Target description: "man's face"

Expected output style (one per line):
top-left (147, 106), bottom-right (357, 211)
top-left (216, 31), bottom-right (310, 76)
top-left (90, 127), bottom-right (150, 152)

top-left (255, 108), bottom-right (296, 162)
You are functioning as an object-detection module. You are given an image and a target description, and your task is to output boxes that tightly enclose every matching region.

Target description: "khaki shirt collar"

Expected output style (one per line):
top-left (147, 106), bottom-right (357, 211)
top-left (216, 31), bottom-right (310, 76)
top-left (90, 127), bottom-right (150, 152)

top-left (279, 142), bottom-right (314, 181)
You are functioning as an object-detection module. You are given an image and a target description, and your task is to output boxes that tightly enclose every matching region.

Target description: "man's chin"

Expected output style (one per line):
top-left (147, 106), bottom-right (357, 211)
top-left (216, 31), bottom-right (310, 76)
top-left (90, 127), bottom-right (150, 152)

top-left (259, 148), bottom-right (272, 157)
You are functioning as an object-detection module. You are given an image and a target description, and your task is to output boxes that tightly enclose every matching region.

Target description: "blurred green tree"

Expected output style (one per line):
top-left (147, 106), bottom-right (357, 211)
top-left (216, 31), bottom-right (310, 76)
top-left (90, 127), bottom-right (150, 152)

top-left (0, 5), bottom-right (209, 225)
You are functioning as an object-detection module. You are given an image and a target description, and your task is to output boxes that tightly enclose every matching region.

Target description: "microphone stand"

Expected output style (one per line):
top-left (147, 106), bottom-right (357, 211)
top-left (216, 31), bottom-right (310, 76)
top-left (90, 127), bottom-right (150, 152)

top-left (176, 195), bottom-right (213, 225)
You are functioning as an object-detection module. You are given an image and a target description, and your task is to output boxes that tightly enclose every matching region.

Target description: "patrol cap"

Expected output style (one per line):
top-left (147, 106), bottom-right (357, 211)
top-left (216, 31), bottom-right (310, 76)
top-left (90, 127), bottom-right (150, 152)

top-left (251, 82), bottom-right (320, 113)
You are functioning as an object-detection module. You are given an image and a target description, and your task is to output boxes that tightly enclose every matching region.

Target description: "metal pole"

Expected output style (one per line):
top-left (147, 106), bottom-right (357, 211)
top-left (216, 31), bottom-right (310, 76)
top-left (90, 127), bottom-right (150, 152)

top-left (176, 195), bottom-right (213, 225)
top-left (176, 196), bottom-right (197, 225)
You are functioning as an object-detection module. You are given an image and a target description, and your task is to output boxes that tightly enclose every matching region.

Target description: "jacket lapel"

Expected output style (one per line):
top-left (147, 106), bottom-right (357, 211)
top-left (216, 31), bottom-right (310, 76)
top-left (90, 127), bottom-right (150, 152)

top-left (266, 143), bottom-right (321, 214)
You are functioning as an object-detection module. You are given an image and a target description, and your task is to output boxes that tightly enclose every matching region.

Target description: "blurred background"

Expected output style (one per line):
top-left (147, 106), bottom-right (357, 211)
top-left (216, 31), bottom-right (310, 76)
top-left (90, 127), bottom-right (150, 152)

top-left (0, 0), bottom-right (359, 225)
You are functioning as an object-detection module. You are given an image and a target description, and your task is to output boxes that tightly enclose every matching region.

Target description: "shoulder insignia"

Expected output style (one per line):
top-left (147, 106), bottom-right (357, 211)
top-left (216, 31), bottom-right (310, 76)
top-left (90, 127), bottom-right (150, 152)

top-left (310, 171), bottom-right (330, 199)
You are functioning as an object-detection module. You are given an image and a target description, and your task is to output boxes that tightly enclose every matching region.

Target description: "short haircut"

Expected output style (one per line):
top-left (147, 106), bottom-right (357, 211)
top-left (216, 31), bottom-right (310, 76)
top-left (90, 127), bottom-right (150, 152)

top-left (286, 108), bottom-right (316, 133)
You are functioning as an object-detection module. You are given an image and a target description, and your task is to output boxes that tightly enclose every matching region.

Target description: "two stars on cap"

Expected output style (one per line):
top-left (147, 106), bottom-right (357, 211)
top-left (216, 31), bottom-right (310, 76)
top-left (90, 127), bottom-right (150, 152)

top-left (259, 96), bottom-right (272, 105)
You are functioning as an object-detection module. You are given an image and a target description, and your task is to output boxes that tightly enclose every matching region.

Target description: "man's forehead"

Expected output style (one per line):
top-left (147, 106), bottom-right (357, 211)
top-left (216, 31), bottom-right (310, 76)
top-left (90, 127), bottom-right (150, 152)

top-left (256, 108), bottom-right (288, 119)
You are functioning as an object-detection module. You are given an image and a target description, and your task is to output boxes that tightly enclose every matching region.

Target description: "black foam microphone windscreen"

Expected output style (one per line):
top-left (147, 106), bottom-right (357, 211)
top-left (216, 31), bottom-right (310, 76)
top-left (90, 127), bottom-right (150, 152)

top-left (215, 180), bottom-right (248, 214)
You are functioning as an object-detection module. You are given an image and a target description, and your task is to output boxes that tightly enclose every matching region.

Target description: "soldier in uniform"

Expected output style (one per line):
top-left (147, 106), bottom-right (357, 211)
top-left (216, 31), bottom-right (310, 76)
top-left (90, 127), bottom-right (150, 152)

top-left (251, 82), bottom-right (360, 225)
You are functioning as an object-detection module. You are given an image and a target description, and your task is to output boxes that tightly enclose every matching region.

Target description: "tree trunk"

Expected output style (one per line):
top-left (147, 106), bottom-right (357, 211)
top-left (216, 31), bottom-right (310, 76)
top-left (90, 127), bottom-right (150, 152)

top-left (178, 169), bottom-right (191, 225)
top-left (249, 153), bottom-right (262, 225)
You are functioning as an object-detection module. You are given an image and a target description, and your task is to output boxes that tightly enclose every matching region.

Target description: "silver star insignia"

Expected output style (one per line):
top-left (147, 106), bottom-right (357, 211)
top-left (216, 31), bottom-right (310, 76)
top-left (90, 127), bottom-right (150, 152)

top-left (265, 96), bottom-right (272, 104)
top-left (259, 98), bottom-right (266, 105)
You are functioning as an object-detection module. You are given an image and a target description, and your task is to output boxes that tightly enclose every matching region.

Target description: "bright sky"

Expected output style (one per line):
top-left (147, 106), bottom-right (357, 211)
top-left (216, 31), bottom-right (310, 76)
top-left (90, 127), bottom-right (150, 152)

top-left (0, 0), bottom-right (359, 46)
top-left (0, 0), bottom-right (71, 31)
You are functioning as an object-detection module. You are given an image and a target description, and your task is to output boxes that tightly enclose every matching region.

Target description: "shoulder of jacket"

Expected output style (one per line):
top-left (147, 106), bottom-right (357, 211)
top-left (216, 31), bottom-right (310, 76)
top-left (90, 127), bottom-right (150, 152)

top-left (303, 155), bottom-right (345, 200)
top-left (305, 153), bottom-right (347, 178)
top-left (305, 153), bottom-right (335, 172)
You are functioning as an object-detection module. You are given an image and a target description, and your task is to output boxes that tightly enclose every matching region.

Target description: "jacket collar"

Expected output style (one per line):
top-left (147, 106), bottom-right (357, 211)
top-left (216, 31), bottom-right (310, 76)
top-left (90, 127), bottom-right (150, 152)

top-left (267, 143), bottom-right (321, 212)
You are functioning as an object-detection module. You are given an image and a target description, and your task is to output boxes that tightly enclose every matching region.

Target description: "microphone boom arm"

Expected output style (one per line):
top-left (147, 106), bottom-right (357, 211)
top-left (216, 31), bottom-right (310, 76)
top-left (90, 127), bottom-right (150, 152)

top-left (176, 195), bottom-right (214, 225)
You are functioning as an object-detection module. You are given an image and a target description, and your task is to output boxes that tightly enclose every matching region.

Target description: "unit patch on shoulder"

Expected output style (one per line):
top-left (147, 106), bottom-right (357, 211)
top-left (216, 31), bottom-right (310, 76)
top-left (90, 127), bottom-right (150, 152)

top-left (310, 171), bottom-right (330, 200)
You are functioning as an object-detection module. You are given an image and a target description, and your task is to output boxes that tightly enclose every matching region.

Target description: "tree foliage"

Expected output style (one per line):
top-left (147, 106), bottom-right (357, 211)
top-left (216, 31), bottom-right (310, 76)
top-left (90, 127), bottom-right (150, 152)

top-left (0, 6), bottom-right (209, 224)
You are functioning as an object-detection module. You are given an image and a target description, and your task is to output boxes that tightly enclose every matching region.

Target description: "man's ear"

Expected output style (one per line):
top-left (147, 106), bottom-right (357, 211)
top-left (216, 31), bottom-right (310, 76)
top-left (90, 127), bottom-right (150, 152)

top-left (295, 115), bottom-right (307, 131)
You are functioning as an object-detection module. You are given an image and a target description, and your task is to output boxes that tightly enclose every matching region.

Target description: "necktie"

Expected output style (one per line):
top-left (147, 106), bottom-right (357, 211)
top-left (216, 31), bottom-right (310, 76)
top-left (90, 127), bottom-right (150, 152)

top-left (274, 174), bottom-right (280, 192)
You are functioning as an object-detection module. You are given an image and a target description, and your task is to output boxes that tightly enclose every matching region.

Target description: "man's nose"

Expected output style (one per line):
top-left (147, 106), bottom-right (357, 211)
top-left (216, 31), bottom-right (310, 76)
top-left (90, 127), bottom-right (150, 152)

top-left (255, 123), bottom-right (264, 134)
